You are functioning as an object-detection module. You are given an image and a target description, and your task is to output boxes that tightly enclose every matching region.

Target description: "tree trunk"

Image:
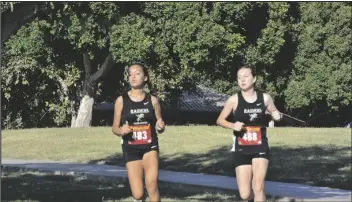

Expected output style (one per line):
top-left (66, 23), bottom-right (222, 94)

top-left (70, 101), bottom-right (77, 127)
top-left (73, 95), bottom-right (95, 127)
top-left (71, 115), bottom-right (76, 127)
top-left (72, 53), bottom-right (115, 128)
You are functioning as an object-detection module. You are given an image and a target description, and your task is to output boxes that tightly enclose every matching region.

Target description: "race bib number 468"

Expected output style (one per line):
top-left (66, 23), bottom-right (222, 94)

top-left (238, 126), bottom-right (262, 146)
top-left (128, 124), bottom-right (152, 145)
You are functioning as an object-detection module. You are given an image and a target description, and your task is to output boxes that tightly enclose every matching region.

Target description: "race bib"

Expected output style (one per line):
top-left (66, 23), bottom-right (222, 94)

top-left (128, 124), bottom-right (152, 145)
top-left (238, 126), bottom-right (262, 146)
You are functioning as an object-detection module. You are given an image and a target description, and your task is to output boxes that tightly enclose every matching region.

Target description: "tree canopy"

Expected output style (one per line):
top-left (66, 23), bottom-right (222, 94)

top-left (1, 2), bottom-right (351, 128)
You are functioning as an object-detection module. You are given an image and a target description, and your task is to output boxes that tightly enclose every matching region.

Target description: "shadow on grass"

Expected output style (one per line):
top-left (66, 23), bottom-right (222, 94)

top-left (1, 171), bottom-right (131, 202)
top-left (1, 169), bottom-right (241, 202)
top-left (90, 145), bottom-right (351, 190)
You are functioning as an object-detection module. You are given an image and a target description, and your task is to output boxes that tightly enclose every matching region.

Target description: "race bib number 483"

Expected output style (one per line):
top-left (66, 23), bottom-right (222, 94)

top-left (238, 126), bottom-right (262, 146)
top-left (128, 124), bottom-right (152, 145)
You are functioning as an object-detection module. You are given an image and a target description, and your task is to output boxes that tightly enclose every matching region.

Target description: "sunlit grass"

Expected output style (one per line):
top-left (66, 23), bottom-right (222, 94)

top-left (3, 126), bottom-right (351, 189)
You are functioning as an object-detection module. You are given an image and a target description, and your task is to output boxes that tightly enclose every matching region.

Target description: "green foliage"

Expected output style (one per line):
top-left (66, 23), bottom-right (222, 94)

top-left (134, 2), bottom-right (247, 100)
top-left (1, 55), bottom-right (57, 128)
top-left (2, 2), bottom-right (351, 128)
top-left (64, 2), bottom-right (119, 51)
top-left (1, 2), bottom-right (124, 128)
top-left (245, 2), bottom-right (289, 67)
top-left (285, 2), bottom-right (352, 112)
top-left (211, 2), bottom-right (264, 31)
top-left (109, 14), bottom-right (153, 63)
top-left (1, 2), bottom-right (20, 13)
top-left (2, 18), bottom-right (81, 128)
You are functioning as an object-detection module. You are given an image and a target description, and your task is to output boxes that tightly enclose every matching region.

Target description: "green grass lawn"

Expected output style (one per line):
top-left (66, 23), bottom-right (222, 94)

top-left (2, 126), bottom-right (351, 190)
top-left (2, 169), bottom-right (245, 202)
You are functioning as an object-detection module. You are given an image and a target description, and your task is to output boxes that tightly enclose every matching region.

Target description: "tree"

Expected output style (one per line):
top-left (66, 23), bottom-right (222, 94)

top-left (61, 2), bottom-right (120, 127)
top-left (188, 2), bottom-right (295, 97)
top-left (244, 2), bottom-right (293, 95)
top-left (2, 2), bottom-right (350, 128)
top-left (284, 2), bottom-right (351, 125)
top-left (110, 2), bottom-right (247, 101)
top-left (1, 2), bottom-right (59, 45)
top-left (2, 2), bottom-right (124, 128)
top-left (1, 18), bottom-right (81, 128)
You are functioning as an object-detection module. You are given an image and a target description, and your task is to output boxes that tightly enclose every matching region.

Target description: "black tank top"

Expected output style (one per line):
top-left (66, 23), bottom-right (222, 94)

top-left (120, 92), bottom-right (158, 149)
top-left (232, 91), bottom-right (269, 154)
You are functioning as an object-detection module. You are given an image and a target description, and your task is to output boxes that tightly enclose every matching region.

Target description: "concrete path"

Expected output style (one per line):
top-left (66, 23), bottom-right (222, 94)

top-left (2, 159), bottom-right (351, 201)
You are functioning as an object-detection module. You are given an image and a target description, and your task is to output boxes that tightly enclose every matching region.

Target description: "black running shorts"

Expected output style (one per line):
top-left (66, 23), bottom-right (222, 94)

top-left (122, 145), bottom-right (159, 163)
top-left (232, 151), bottom-right (270, 168)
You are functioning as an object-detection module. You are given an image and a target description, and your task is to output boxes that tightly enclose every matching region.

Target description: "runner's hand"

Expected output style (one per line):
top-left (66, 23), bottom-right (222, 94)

top-left (232, 121), bottom-right (244, 132)
top-left (271, 111), bottom-right (282, 121)
top-left (121, 121), bottom-right (132, 136)
top-left (156, 118), bottom-right (165, 131)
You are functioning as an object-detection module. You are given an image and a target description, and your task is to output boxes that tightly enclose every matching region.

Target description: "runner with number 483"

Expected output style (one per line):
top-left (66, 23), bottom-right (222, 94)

top-left (112, 63), bottom-right (165, 202)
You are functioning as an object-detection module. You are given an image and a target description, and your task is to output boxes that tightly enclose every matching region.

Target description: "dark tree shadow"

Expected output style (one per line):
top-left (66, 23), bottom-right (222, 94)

top-left (268, 145), bottom-right (352, 190)
top-left (1, 170), bottom-right (132, 202)
top-left (3, 143), bottom-right (350, 202)
top-left (2, 168), bottom-right (244, 202)
top-left (89, 145), bottom-right (351, 191)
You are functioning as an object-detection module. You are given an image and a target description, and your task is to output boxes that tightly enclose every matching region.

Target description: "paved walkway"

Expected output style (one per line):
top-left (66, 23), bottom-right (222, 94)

top-left (2, 159), bottom-right (351, 201)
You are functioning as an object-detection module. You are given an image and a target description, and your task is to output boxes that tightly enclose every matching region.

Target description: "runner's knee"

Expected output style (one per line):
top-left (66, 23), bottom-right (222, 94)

top-left (132, 191), bottom-right (144, 201)
top-left (145, 179), bottom-right (158, 193)
top-left (239, 190), bottom-right (251, 200)
top-left (252, 182), bottom-right (264, 195)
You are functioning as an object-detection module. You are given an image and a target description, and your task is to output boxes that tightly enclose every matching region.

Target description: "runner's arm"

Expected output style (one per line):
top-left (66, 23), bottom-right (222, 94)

top-left (216, 95), bottom-right (238, 130)
top-left (112, 96), bottom-right (125, 136)
top-left (264, 93), bottom-right (279, 112)
top-left (264, 93), bottom-right (282, 121)
top-left (152, 95), bottom-right (165, 133)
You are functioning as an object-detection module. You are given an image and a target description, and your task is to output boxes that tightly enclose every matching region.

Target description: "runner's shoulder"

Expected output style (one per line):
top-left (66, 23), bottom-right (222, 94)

top-left (262, 92), bottom-right (273, 104)
top-left (115, 96), bottom-right (123, 104)
top-left (150, 95), bottom-right (159, 105)
top-left (227, 94), bottom-right (239, 104)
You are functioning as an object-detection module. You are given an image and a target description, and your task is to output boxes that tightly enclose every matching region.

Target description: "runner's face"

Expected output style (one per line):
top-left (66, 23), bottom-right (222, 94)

top-left (128, 65), bottom-right (147, 88)
top-left (237, 68), bottom-right (255, 91)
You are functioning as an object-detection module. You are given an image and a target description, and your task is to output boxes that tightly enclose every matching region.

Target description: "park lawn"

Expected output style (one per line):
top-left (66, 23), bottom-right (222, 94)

top-left (2, 126), bottom-right (351, 190)
top-left (1, 169), bottom-right (244, 202)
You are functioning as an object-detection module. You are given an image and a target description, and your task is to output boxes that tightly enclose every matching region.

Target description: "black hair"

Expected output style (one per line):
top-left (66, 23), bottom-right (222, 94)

top-left (237, 65), bottom-right (256, 77)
